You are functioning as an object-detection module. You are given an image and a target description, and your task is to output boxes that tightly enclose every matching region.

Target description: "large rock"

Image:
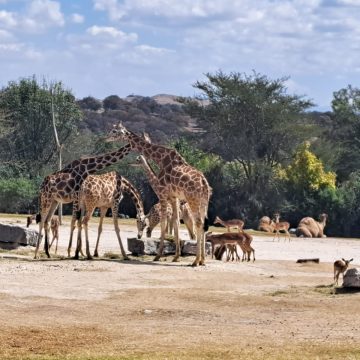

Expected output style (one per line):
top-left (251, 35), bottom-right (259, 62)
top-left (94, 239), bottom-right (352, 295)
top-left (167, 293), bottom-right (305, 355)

top-left (0, 223), bottom-right (38, 249)
top-left (343, 268), bottom-right (360, 288)
top-left (127, 238), bottom-right (211, 256)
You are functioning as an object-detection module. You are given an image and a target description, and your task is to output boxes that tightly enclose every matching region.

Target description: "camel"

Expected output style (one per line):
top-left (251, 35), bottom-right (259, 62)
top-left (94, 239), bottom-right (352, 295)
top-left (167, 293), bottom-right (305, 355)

top-left (296, 213), bottom-right (328, 238)
top-left (258, 216), bottom-right (275, 233)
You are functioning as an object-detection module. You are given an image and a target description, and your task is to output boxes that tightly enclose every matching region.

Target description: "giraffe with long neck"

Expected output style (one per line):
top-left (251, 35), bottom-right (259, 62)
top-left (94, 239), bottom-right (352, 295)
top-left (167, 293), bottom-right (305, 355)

top-left (77, 171), bottom-right (146, 259)
top-left (34, 144), bottom-right (132, 259)
top-left (136, 155), bottom-right (196, 240)
top-left (107, 123), bottom-right (212, 266)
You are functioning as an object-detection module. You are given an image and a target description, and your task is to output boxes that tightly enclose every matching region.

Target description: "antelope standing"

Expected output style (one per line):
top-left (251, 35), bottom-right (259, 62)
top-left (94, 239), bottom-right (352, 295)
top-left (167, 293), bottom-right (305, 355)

top-left (214, 216), bottom-right (244, 232)
top-left (334, 258), bottom-right (353, 285)
top-left (273, 213), bottom-right (291, 242)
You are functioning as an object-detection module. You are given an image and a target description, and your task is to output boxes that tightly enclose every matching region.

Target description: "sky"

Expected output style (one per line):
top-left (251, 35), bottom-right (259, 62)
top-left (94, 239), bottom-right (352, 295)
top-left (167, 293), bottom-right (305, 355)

top-left (1, 0), bottom-right (360, 110)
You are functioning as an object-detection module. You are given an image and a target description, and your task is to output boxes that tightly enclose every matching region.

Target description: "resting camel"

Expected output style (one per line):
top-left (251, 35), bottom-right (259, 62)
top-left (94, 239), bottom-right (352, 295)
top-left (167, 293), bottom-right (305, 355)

top-left (296, 213), bottom-right (328, 238)
top-left (258, 216), bottom-right (275, 233)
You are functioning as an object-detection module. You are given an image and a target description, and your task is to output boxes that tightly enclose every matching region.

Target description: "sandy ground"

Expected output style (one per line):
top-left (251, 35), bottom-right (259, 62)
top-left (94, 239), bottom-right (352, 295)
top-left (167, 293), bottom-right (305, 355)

top-left (1, 215), bottom-right (360, 359)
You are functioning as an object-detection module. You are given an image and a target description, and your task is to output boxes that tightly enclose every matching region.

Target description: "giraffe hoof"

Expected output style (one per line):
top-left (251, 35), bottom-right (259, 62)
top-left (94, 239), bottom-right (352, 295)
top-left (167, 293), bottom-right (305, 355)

top-left (123, 256), bottom-right (130, 261)
top-left (191, 261), bottom-right (199, 267)
top-left (172, 256), bottom-right (180, 263)
top-left (153, 255), bottom-right (161, 262)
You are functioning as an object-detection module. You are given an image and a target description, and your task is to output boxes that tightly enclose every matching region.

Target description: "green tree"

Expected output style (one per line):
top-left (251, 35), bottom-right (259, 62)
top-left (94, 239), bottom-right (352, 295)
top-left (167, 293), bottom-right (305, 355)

top-left (280, 142), bottom-right (336, 192)
top-left (181, 71), bottom-right (314, 219)
top-left (327, 85), bottom-right (360, 181)
top-left (0, 76), bottom-right (83, 178)
top-left (0, 178), bottom-right (39, 213)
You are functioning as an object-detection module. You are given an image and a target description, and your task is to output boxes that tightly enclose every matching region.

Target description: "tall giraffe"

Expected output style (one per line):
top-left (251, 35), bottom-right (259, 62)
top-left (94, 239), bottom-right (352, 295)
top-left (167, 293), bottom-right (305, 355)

top-left (107, 123), bottom-right (212, 266)
top-left (34, 144), bottom-right (132, 259)
top-left (77, 171), bottom-right (146, 259)
top-left (136, 155), bottom-right (195, 240)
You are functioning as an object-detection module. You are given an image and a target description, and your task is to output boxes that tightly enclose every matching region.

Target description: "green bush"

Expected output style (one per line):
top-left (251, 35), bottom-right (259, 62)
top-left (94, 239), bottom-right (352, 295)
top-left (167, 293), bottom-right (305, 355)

top-left (0, 178), bottom-right (37, 213)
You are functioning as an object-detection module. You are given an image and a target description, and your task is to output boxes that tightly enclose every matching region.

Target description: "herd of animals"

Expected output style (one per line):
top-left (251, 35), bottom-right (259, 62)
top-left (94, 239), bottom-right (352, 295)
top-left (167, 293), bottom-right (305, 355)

top-left (22, 123), bottom-right (354, 284)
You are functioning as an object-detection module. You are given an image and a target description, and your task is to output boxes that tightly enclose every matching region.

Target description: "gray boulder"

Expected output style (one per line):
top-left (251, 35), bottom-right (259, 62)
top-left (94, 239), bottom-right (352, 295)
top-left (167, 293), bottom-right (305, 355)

top-left (127, 238), bottom-right (211, 256)
top-left (343, 268), bottom-right (360, 288)
top-left (0, 223), bottom-right (38, 249)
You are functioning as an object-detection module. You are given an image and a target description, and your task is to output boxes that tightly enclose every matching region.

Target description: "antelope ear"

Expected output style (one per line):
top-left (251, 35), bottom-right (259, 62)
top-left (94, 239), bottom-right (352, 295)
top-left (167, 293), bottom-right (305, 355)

top-left (350, 258), bottom-right (353, 262)
top-left (342, 258), bottom-right (346, 262)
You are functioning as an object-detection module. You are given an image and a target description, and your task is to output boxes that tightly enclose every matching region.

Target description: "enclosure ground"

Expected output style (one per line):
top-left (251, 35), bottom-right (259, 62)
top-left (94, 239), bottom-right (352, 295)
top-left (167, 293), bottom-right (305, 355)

top-left (0, 215), bottom-right (360, 359)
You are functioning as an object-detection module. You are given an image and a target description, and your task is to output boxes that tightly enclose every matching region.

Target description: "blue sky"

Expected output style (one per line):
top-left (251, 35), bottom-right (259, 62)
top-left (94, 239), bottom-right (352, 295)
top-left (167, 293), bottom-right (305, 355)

top-left (1, 0), bottom-right (360, 110)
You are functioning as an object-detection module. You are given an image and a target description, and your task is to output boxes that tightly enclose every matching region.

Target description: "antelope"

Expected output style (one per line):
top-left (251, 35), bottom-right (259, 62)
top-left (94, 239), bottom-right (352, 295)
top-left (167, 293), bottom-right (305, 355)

top-left (26, 214), bottom-right (36, 228)
top-left (206, 232), bottom-right (255, 262)
top-left (214, 216), bottom-right (244, 232)
top-left (334, 258), bottom-right (353, 285)
top-left (273, 213), bottom-right (291, 242)
top-left (49, 215), bottom-right (60, 254)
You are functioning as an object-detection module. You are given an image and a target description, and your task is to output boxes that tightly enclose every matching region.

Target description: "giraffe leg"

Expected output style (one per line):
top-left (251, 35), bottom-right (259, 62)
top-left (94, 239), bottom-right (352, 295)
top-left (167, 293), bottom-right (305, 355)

top-left (94, 207), bottom-right (107, 257)
top-left (74, 204), bottom-right (85, 259)
top-left (68, 204), bottom-right (81, 258)
top-left (112, 203), bottom-right (129, 260)
top-left (170, 198), bottom-right (181, 262)
top-left (34, 208), bottom-right (49, 259)
top-left (43, 201), bottom-right (58, 258)
top-left (154, 199), bottom-right (168, 261)
top-left (82, 206), bottom-right (95, 260)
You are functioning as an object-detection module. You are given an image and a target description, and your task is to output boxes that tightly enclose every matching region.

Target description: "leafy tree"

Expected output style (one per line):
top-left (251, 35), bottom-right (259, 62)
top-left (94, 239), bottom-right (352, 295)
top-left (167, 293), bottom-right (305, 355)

top-left (77, 96), bottom-right (102, 111)
top-left (327, 85), bottom-right (360, 181)
top-left (280, 142), bottom-right (336, 192)
top-left (0, 178), bottom-right (38, 213)
top-left (103, 95), bottom-right (127, 110)
top-left (181, 71), bottom-right (314, 219)
top-left (0, 76), bottom-right (83, 178)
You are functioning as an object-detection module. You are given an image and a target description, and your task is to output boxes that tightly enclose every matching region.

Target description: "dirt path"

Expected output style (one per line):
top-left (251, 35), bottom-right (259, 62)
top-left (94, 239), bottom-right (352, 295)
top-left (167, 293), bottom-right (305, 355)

top-left (0, 216), bottom-right (360, 359)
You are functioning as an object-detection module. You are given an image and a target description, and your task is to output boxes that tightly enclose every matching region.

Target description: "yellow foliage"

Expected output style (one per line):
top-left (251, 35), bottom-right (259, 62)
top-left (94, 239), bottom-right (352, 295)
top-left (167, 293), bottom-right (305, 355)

top-left (280, 142), bottom-right (336, 191)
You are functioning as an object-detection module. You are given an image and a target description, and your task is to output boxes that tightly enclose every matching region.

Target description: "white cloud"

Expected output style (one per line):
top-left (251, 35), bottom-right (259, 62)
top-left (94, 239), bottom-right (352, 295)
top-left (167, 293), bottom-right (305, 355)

top-left (0, 10), bottom-right (17, 27)
top-left (27, 0), bottom-right (65, 27)
top-left (0, 28), bottom-right (13, 40)
top-left (86, 25), bottom-right (137, 41)
top-left (70, 13), bottom-right (84, 24)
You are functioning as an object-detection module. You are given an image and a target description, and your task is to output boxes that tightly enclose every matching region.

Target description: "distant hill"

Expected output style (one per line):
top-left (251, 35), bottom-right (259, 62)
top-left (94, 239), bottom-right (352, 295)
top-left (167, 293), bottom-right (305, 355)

top-left (77, 94), bottom-right (202, 144)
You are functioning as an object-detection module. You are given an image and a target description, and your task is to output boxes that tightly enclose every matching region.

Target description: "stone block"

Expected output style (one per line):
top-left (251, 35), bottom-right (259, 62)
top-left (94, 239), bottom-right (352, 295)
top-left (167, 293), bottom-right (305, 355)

top-left (127, 238), bottom-right (211, 256)
top-left (343, 268), bottom-right (360, 288)
top-left (0, 223), bottom-right (38, 249)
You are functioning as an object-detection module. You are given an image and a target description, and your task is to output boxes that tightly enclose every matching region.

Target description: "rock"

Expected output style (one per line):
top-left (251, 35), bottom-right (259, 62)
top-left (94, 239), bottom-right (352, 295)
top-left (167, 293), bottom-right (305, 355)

top-left (127, 238), bottom-right (211, 256)
top-left (182, 240), bottom-right (211, 256)
top-left (343, 268), bottom-right (360, 288)
top-left (0, 223), bottom-right (39, 249)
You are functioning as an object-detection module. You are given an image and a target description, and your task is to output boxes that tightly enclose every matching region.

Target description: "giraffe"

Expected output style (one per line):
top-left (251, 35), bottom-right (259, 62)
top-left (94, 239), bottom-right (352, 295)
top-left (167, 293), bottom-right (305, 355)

top-left (106, 123), bottom-right (212, 266)
top-left (136, 155), bottom-right (195, 240)
top-left (34, 144), bottom-right (132, 259)
top-left (77, 171), bottom-right (146, 259)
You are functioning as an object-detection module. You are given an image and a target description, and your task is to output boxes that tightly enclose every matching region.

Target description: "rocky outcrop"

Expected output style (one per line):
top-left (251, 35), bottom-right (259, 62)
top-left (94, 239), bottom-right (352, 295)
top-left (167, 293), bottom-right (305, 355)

top-left (0, 223), bottom-right (38, 249)
top-left (127, 237), bottom-right (211, 256)
top-left (343, 268), bottom-right (360, 288)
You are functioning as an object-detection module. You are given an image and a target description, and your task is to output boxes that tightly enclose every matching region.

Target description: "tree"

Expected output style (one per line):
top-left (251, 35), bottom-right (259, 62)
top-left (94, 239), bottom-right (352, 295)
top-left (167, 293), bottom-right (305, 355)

top-left (0, 76), bottom-right (83, 178)
top-left (77, 96), bottom-right (102, 111)
top-left (103, 95), bottom-right (126, 110)
top-left (181, 71), bottom-right (314, 219)
top-left (327, 85), bottom-right (360, 181)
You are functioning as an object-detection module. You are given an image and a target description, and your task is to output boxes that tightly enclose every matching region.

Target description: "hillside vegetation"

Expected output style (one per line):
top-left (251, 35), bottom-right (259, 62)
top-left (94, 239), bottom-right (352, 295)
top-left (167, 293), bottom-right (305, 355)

top-left (1, 72), bottom-right (360, 237)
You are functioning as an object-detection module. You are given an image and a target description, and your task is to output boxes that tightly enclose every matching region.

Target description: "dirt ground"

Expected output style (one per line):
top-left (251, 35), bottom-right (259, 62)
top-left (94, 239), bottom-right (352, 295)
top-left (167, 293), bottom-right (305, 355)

top-left (1, 215), bottom-right (360, 360)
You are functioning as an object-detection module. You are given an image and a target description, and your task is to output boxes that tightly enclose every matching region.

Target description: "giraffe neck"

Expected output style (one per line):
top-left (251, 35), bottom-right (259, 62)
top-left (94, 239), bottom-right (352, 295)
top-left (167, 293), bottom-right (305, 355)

top-left (120, 175), bottom-right (145, 219)
top-left (127, 131), bottom-right (185, 168)
top-left (60, 144), bottom-right (132, 175)
top-left (138, 156), bottom-right (161, 199)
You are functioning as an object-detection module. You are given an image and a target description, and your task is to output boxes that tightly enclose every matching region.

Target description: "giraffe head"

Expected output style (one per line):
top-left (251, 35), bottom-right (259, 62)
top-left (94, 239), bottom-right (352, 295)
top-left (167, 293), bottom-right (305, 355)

top-left (136, 215), bottom-right (147, 239)
top-left (106, 122), bottom-right (131, 142)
